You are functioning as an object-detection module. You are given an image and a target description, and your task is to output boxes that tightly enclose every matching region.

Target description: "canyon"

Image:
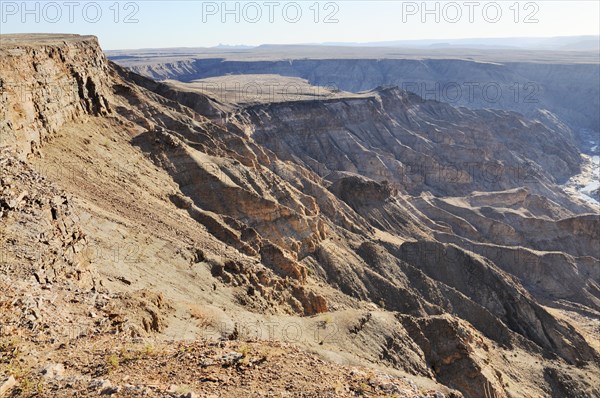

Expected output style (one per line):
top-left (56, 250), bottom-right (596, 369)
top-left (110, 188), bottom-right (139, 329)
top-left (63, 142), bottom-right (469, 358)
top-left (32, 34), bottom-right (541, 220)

top-left (0, 34), bottom-right (599, 398)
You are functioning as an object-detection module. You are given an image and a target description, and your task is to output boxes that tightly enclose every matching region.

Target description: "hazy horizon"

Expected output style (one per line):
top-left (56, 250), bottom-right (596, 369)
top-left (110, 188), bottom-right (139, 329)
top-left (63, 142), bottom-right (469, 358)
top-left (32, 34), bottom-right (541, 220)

top-left (1, 1), bottom-right (599, 50)
top-left (101, 34), bottom-right (600, 52)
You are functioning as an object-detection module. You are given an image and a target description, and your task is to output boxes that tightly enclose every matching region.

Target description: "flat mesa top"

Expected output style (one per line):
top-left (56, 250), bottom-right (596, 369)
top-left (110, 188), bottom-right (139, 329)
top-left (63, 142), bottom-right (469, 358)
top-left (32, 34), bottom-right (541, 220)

top-left (107, 44), bottom-right (600, 64)
top-left (0, 33), bottom-right (97, 47)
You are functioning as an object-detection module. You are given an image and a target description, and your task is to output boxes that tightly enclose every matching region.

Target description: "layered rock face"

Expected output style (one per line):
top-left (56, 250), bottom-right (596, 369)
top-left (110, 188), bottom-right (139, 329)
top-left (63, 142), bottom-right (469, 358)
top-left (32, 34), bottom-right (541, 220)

top-left (1, 35), bottom-right (599, 398)
top-left (0, 34), bottom-right (111, 158)
top-left (242, 87), bottom-right (583, 195)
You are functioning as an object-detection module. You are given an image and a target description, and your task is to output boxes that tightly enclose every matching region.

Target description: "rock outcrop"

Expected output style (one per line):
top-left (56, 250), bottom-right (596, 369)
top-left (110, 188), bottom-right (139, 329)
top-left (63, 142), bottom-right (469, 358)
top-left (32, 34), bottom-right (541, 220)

top-left (1, 149), bottom-right (95, 290)
top-left (0, 34), bottom-right (112, 158)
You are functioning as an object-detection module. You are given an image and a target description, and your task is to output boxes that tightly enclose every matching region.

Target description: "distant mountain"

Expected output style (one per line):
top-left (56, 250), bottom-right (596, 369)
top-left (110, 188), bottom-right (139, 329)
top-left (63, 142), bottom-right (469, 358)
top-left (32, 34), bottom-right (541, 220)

top-left (323, 36), bottom-right (600, 51)
top-left (213, 44), bottom-right (255, 49)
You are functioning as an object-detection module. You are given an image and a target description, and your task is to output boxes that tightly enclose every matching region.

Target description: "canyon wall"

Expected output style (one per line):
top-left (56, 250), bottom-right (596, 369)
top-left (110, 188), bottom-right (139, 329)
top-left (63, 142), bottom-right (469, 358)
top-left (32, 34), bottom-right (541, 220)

top-left (117, 56), bottom-right (600, 146)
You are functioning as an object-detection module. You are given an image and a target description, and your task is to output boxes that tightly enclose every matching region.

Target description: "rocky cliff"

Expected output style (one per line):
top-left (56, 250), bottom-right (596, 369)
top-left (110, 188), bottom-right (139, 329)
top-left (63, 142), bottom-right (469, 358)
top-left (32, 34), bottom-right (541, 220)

top-left (0, 34), bottom-right (112, 158)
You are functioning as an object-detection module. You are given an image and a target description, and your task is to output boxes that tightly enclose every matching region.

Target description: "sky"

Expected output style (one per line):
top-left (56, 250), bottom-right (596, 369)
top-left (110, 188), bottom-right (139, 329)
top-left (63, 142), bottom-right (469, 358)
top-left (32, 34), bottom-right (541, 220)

top-left (0, 1), bottom-right (599, 50)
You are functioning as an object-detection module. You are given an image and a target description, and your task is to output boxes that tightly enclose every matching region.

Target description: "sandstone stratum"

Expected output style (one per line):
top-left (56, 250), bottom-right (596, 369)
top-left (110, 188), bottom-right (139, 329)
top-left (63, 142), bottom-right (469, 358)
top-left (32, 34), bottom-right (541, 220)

top-left (0, 34), bottom-right (599, 398)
